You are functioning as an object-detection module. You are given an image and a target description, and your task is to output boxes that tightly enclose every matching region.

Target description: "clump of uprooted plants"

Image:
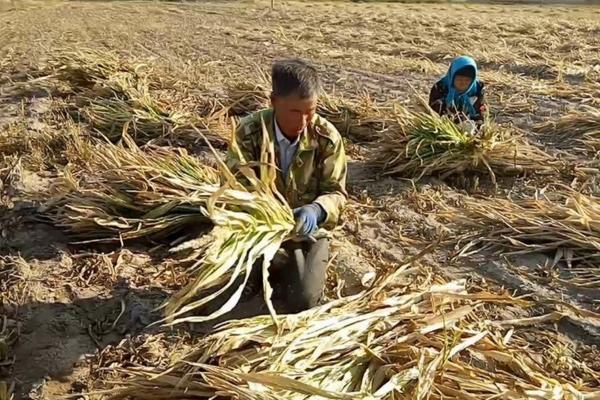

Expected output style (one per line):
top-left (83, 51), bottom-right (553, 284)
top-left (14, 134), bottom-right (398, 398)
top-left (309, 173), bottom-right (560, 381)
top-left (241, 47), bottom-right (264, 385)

top-left (41, 121), bottom-right (295, 325)
top-left (49, 50), bottom-right (402, 147)
top-left (441, 188), bottom-right (600, 269)
top-left (377, 107), bottom-right (558, 184)
top-left (88, 260), bottom-right (600, 399)
top-left (534, 106), bottom-right (600, 154)
top-left (41, 132), bottom-right (220, 242)
top-left (318, 92), bottom-right (405, 143)
top-left (171, 70), bottom-right (404, 144)
top-left (210, 81), bottom-right (406, 143)
top-left (49, 50), bottom-right (413, 148)
top-left (47, 48), bottom-right (228, 146)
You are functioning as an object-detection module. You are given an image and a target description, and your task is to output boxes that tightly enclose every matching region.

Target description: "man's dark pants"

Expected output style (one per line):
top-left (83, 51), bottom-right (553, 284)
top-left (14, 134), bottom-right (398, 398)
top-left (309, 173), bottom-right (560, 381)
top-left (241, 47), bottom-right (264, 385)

top-left (247, 237), bottom-right (330, 313)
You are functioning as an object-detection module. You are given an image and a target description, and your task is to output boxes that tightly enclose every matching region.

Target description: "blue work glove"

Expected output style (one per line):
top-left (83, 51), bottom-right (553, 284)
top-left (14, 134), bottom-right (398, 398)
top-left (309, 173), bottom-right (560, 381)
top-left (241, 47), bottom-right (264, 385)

top-left (293, 203), bottom-right (325, 236)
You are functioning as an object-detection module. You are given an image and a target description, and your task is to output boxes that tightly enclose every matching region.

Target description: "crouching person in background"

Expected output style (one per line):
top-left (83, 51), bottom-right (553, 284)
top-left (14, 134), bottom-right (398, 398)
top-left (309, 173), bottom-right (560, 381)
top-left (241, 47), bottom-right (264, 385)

top-left (226, 58), bottom-right (347, 313)
top-left (429, 55), bottom-right (487, 134)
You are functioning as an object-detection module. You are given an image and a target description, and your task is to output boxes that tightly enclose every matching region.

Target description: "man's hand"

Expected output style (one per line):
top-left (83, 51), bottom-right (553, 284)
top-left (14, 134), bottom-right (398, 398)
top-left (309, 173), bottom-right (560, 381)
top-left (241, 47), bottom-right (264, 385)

top-left (293, 204), bottom-right (325, 236)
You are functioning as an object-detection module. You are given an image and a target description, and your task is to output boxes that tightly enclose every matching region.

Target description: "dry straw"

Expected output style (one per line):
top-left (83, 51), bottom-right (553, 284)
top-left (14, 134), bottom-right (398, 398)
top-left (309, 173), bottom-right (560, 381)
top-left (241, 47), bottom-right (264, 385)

top-left (41, 131), bottom-right (220, 242)
top-left (318, 93), bottom-right (405, 143)
top-left (534, 106), bottom-right (600, 153)
top-left (195, 80), bottom-right (403, 143)
top-left (378, 109), bottom-right (556, 183)
top-left (49, 49), bottom-right (225, 145)
top-left (162, 120), bottom-right (295, 326)
top-left (42, 121), bottom-right (295, 326)
top-left (94, 263), bottom-right (600, 399)
top-left (442, 189), bottom-right (600, 267)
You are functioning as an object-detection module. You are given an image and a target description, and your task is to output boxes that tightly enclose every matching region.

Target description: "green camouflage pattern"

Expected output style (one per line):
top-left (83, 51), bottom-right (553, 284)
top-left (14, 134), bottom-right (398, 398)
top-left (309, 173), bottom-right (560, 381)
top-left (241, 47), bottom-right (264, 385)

top-left (226, 108), bottom-right (348, 229)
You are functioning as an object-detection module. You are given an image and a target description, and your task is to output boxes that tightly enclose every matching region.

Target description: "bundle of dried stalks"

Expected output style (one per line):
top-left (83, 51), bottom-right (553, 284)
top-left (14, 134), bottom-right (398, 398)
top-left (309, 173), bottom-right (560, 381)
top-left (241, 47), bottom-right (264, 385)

top-left (223, 82), bottom-right (270, 117)
top-left (47, 48), bottom-right (140, 89)
top-left (534, 107), bottom-right (600, 153)
top-left (318, 93), bottom-right (405, 142)
top-left (95, 263), bottom-right (600, 399)
top-left (444, 190), bottom-right (600, 267)
top-left (50, 49), bottom-right (226, 146)
top-left (43, 122), bottom-right (295, 325)
top-left (161, 120), bottom-right (295, 325)
top-left (41, 133), bottom-right (220, 242)
top-left (378, 110), bottom-right (556, 183)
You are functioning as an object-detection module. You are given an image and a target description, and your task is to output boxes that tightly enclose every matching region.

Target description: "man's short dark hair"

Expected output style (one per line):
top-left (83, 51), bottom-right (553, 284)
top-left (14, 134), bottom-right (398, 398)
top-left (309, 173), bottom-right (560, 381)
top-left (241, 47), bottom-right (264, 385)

top-left (271, 59), bottom-right (321, 99)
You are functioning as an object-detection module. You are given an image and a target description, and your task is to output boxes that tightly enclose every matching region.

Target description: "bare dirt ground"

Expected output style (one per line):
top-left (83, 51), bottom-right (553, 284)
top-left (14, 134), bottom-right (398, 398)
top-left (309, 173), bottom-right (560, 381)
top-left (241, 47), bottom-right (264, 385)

top-left (0, 0), bottom-right (599, 398)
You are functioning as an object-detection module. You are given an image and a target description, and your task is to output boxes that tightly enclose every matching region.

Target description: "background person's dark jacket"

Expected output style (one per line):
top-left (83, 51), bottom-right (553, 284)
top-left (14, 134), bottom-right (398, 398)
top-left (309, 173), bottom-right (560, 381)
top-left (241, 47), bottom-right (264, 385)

top-left (428, 79), bottom-right (487, 123)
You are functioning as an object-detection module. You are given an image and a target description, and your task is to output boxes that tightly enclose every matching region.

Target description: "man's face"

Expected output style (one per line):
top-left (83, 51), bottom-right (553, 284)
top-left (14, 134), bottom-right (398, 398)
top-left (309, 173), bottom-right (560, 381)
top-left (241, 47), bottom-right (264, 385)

top-left (453, 75), bottom-right (473, 93)
top-left (271, 93), bottom-right (318, 138)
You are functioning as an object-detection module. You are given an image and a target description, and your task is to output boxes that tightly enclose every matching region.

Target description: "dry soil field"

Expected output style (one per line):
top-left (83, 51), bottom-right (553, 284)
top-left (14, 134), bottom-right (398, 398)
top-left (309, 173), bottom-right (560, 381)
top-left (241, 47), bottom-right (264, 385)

top-left (0, 0), bottom-right (599, 399)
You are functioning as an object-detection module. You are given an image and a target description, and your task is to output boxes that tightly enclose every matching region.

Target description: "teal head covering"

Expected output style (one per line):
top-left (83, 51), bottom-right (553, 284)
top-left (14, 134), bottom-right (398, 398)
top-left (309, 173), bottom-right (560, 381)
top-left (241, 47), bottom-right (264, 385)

top-left (442, 56), bottom-right (479, 118)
